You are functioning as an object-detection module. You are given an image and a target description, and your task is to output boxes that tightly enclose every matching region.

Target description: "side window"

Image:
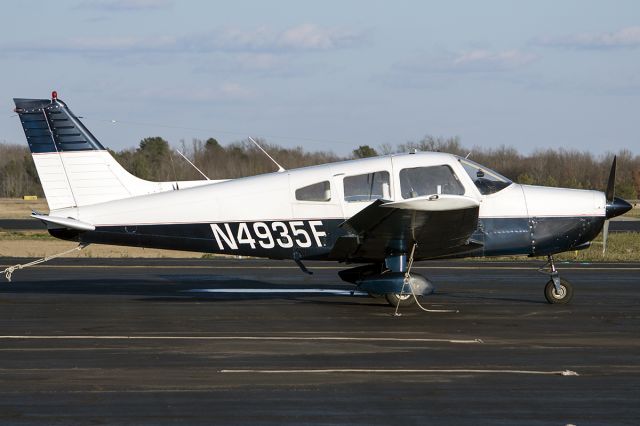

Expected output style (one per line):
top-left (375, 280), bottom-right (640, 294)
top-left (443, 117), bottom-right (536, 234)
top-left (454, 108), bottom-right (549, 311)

top-left (343, 171), bottom-right (391, 202)
top-left (400, 165), bottom-right (464, 199)
top-left (295, 181), bottom-right (331, 202)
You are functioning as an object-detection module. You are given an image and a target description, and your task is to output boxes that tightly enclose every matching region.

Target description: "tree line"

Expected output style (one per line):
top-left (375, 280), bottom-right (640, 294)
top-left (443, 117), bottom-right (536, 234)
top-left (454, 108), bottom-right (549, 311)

top-left (1, 135), bottom-right (638, 200)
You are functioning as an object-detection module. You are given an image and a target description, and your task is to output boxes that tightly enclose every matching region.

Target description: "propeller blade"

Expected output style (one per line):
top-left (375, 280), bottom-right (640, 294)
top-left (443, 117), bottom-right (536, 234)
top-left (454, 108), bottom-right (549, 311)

top-left (602, 220), bottom-right (609, 255)
top-left (605, 156), bottom-right (617, 203)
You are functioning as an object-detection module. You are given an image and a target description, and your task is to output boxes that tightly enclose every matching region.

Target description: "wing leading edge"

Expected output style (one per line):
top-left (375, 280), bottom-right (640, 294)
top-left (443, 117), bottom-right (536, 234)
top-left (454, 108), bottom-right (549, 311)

top-left (330, 195), bottom-right (481, 262)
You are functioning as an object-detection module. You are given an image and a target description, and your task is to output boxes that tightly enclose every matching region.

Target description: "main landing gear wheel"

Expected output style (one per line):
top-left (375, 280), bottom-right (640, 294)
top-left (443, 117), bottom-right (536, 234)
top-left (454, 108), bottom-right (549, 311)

top-left (544, 279), bottom-right (574, 304)
top-left (385, 292), bottom-right (416, 307)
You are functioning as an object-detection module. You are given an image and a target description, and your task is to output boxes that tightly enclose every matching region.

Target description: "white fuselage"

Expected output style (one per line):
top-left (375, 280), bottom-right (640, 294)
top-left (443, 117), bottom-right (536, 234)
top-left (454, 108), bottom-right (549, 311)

top-left (51, 152), bottom-right (605, 227)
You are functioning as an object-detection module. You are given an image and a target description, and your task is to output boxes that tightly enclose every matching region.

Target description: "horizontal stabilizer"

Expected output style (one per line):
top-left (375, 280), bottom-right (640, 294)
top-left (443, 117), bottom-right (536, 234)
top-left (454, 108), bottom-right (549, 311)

top-left (381, 194), bottom-right (480, 211)
top-left (31, 214), bottom-right (95, 231)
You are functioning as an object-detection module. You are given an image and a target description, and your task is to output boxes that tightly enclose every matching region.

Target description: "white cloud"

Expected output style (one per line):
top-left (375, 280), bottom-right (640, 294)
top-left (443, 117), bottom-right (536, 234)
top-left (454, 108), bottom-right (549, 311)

top-left (77, 0), bottom-right (172, 11)
top-left (537, 26), bottom-right (640, 49)
top-left (5, 24), bottom-right (364, 55)
top-left (65, 36), bottom-right (177, 52)
top-left (397, 49), bottom-right (538, 74)
top-left (138, 83), bottom-right (255, 102)
top-left (452, 49), bottom-right (537, 70)
top-left (279, 24), bottom-right (358, 50)
top-left (190, 24), bottom-right (363, 53)
top-left (189, 52), bottom-right (325, 80)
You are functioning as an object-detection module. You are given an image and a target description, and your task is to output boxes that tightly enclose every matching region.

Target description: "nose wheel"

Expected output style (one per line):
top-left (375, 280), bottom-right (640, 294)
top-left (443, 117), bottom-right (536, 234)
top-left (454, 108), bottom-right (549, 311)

top-left (544, 278), bottom-right (573, 304)
top-left (540, 255), bottom-right (574, 304)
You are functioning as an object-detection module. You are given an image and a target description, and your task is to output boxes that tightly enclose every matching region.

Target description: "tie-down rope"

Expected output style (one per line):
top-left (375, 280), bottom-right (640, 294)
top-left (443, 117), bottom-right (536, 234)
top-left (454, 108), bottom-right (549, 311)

top-left (2, 244), bottom-right (89, 282)
top-left (394, 243), bottom-right (458, 316)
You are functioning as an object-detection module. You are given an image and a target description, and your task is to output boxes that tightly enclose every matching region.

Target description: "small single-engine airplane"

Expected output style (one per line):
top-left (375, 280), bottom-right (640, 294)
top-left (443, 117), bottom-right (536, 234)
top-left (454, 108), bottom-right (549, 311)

top-left (10, 92), bottom-right (632, 308)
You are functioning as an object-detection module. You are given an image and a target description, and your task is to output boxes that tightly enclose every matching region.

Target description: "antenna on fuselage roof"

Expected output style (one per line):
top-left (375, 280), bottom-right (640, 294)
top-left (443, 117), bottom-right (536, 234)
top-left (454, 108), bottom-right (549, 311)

top-left (465, 152), bottom-right (471, 159)
top-left (248, 136), bottom-right (286, 173)
top-left (176, 149), bottom-right (211, 180)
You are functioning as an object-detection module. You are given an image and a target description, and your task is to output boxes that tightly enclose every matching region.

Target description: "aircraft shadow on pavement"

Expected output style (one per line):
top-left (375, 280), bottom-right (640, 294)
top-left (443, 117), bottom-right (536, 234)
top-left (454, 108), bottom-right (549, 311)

top-left (0, 275), bottom-right (384, 306)
top-left (439, 290), bottom-right (546, 304)
top-left (0, 274), bottom-right (549, 306)
top-left (0, 276), bottom-right (275, 296)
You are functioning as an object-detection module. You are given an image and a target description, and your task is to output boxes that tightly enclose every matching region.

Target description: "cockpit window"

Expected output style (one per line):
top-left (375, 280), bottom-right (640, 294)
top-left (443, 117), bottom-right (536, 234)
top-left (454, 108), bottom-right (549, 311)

top-left (399, 165), bottom-right (465, 199)
top-left (457, 157), bottom-right (512, 195)
top-left (343, 171), bottom-right (391, 202)
top-left (295, 181), bottom-right (331, 202)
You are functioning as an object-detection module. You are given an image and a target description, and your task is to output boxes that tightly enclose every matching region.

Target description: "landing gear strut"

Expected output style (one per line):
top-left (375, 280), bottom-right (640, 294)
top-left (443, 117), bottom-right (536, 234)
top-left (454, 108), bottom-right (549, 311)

top-left (541, 255), bottom-right (574, 304)
top-left (337, 244), bottom-right (454, 313)
top-left (391, 243), bottom-right (419, 313)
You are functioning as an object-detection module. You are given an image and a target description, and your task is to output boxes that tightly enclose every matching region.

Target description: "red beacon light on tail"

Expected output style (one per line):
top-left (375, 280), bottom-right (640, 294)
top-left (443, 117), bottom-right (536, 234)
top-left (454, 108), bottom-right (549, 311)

top-left (51, 91), bottom-right (58, 100)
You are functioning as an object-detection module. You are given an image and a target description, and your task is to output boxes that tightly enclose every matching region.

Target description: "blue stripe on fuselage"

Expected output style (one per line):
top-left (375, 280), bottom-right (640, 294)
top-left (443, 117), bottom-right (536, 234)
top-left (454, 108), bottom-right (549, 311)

top-left (470, 215), bottom-right (604, 257)
top-left (48, 215), bottom-right (605, 261)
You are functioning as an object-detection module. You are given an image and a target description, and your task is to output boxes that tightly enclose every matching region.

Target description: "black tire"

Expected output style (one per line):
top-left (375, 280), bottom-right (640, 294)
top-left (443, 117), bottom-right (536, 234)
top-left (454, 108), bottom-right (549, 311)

top-left (385, 292), bottom-right (416, 307)
top-left (544, 279), bottom-right (574, 304)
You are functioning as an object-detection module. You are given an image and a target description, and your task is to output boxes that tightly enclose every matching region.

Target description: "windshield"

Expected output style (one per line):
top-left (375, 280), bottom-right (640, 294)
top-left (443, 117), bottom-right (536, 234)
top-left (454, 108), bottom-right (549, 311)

top-left (457, 157), bottom-right (512, 195)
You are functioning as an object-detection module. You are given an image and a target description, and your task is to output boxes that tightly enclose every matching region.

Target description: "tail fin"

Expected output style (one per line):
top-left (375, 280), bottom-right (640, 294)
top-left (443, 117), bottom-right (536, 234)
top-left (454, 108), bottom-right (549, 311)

top-left (14, 92), bottom-right (209, 211)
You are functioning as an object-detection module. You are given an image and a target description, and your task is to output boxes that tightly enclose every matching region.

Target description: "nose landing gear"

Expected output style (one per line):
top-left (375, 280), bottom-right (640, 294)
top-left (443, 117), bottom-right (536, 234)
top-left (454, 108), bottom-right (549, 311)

top-left (540, 255), bottom-right (574, 304)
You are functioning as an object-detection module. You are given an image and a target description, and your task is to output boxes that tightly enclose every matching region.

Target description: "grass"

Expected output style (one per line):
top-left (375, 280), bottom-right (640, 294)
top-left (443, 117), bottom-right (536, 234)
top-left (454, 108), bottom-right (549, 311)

top-left (621, 199), bottom-right (640, 218)
top-left (555, 232), bottom-right (640, 262)
top-left (0, 231), bottom-right (55, 240)
top-left (0, 198), bottom-right (48, 219)
top-left (625, 207), bottom-right (640, 219)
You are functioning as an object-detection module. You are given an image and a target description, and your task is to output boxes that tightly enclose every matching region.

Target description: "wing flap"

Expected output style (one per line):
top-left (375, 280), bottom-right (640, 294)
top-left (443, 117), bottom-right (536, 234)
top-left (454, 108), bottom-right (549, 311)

top-left (381, 194), bottom-right (480, 211)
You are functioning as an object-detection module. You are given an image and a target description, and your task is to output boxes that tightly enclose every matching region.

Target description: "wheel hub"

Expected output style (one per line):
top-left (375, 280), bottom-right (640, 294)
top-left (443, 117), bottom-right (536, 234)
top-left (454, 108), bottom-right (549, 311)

top-left (552, 286), bottom-right (567, 299)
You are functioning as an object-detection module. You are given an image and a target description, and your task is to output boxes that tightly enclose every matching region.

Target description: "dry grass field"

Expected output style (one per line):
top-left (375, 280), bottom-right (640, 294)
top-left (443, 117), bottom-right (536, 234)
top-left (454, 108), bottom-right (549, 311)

top-left (0, 198), bottom-right (48, 219)
top-left (627, 204), bottom-right (640, 218)
top-left (0, 198), bottom-right (199, 258)
top-left (0, 235), bottom-right (201, 259)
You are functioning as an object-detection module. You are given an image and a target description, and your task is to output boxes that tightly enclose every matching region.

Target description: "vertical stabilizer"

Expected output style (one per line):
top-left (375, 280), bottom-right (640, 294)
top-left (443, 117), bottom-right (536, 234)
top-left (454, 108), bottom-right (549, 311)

top-left (13, 93), bottom-right (213, 211)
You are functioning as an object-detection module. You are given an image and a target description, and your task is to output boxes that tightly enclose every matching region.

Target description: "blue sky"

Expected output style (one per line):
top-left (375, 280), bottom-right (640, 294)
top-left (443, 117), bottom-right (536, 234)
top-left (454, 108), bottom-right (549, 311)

top-left (1, 0), bottom-right (639, 155)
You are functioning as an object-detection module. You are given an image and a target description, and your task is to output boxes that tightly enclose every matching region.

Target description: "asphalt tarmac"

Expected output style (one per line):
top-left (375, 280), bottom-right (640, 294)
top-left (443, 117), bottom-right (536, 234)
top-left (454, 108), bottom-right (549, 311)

top-left (0, 258), bottom-right (638, 425)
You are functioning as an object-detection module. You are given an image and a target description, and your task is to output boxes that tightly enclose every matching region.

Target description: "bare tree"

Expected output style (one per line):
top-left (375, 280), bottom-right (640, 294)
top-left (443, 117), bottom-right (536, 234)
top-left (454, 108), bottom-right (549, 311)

top-left (0, 136), bottom-right (638, 199)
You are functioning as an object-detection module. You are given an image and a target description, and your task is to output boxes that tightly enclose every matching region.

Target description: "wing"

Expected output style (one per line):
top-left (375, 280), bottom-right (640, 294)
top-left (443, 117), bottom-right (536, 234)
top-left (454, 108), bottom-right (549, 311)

top-left (329, 195), bottom-right (481, 262)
